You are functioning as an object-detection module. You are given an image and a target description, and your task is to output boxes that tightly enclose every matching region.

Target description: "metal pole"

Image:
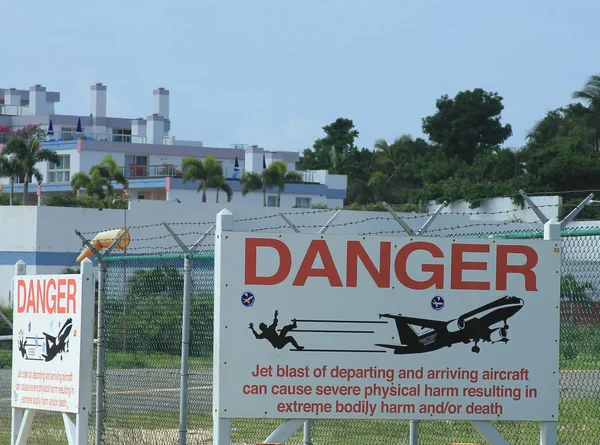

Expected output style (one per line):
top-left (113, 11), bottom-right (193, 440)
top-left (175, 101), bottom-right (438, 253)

top-left (179, 255), bottom-right (193, 445)
top-left (95, 260), bottom-right (106, 445)
top-left (409, 420), bottom-right (419, 444)
top-left (303, 420), bottom-right (313, 445)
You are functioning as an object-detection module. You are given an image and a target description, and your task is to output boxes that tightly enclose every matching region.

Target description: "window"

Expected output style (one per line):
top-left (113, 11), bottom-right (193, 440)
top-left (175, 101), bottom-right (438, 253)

top-left (112, 128), bottom-right (132, 143)
top-left (127, 155), bottom-right (148, 177)
top-left (49, 155), bottom-right (71, 183)
top-left (295, 197), bottom-right (311, 208)
top-left (267, 196), bottom-right (278, 207)
top-left (61, 126), bottom-right (77, 140)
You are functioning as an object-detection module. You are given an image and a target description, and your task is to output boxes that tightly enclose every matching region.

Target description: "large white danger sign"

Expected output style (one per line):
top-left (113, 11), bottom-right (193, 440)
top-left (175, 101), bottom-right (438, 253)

top-left (12, 273), bottom-right (93, 414)
top-left (214, 233), bottom-right (560, 421)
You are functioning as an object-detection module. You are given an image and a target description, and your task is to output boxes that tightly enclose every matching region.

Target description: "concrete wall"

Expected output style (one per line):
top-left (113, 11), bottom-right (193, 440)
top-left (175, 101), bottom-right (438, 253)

top-left (165, 187), bottom-right (329, 207)
top-left (428, 195), bottom-right (562, 222)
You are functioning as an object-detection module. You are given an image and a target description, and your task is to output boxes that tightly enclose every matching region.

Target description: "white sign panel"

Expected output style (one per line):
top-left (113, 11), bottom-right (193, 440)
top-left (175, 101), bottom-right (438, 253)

top-left (214, 233), bottom-right (560, 421)
top-left (12, 273), bottom-right (94, 413)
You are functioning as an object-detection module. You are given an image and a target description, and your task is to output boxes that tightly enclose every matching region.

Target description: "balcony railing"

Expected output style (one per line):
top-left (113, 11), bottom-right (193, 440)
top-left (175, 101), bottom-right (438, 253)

top-left (120, 165), bottom-right (246, 180)
top-left (0, 104), bottom-right (27, 116)
top-left (46, 131), bottom-right (147, 144)
top-left (122, 164), bottom-right (182, 179)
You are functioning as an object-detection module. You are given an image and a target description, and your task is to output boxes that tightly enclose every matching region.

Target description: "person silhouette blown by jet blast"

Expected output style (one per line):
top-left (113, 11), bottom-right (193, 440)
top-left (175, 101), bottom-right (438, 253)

top-left (249, 310), bottom-right (304, 351)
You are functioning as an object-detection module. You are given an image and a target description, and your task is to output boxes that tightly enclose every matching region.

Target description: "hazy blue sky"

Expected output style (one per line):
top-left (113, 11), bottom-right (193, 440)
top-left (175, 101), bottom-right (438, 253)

top-left (3, 0), bottom-right (598, 152)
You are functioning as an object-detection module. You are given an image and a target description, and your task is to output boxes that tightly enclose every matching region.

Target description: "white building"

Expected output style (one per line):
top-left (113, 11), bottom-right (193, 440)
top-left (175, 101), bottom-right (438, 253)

top-left (0, 84), bottom-right (347, 208)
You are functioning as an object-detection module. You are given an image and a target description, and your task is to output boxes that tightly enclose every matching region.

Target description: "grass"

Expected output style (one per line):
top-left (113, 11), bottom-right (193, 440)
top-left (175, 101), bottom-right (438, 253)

top-left (2, 399), bottom-right (599, 445)
top-left (102, 351), bottom-right (213, 370)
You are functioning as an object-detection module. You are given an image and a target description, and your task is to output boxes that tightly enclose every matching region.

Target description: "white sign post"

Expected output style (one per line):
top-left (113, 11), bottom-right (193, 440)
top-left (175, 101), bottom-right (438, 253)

top-left (11, 258), bottom-right (95, 445)
top-left (213, 210), bottom-right (561, 444)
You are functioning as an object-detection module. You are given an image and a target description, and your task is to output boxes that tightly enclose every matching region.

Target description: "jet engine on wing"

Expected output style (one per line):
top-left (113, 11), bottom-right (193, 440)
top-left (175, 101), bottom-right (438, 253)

top-left (490, 327), bottom-right (508, 343)
top-left (446, 317), bottom-right (465, 332)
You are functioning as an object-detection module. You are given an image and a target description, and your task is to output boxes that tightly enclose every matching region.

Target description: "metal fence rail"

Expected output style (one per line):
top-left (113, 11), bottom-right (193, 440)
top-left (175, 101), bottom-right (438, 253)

top-left (89, 230), bottom-right (600, 445)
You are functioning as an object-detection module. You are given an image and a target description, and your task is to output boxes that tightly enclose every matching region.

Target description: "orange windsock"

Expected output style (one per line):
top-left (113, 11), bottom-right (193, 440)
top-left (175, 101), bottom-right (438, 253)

top-left (76, 228), bottom-right (131, 263)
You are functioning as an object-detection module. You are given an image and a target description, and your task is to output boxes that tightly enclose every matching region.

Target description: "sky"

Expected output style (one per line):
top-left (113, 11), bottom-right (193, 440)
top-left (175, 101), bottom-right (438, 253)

top-left (3, 0), bottom-right (599, 153)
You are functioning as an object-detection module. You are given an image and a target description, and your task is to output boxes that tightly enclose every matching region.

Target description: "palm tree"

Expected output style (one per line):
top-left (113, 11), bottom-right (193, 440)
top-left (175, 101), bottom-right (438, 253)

top-left (240, 172), bottom-right (267, 206)
top-left (70, 156), bottom-right (127, 199)
top-left (0, 155), bottom-right (21, 205)
top-left (270, 161), bottom-right (303, 207)
top-left (573, 74), bottom-right (600, 150)
top-left (181, 155), bottom-right (222, 202)
top-left (211, 176), bottom-right (233, 203)
top-left (3, 136), bottom-right (60, 205)
top-left (240, 162), bottom-right (303, 207)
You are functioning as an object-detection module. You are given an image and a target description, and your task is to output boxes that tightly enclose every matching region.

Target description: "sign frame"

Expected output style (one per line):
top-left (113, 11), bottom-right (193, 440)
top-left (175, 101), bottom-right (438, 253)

top-left (212, 209), bottom-right (561, 445)
top-left (11, 258), bottom-right (95, 445)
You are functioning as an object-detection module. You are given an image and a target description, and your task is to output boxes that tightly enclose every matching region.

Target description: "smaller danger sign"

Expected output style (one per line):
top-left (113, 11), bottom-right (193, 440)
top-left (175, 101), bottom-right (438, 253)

top-left (12, 271), bottom-right (94, 414)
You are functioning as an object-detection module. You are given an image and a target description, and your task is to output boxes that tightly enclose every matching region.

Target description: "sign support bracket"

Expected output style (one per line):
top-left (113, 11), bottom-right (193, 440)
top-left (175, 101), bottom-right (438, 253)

top-left (471, 421), bottom-right (510, 445)
top-left (264, 419), bottom-right (306, 444)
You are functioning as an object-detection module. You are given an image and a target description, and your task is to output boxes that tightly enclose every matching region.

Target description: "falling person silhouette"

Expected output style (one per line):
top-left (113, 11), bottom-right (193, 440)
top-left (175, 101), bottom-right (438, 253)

top-left (249, 310), bottom-right (304, 350)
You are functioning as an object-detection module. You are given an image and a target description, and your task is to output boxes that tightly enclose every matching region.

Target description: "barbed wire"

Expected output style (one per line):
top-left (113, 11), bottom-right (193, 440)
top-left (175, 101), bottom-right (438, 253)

top-left (360, 220), bottom-right (543, 236)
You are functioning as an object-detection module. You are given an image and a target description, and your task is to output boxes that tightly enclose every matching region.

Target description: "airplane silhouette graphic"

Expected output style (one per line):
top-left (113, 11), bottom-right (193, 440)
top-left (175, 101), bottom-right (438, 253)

top-left (42, 318), bottom-right (73, 362)
top-left (376, 296), bottom-right (524, 354)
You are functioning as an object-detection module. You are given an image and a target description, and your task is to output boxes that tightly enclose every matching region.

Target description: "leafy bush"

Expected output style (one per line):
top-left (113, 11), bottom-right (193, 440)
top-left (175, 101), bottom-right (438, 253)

top-left (103, 265), bottom-right (213, 357)
top-left (42, 194), bottom-right (127, 209)
top-left (343, 202), bottom-right (427, 213)
top-left (0, 192), bottom-right (22, 205)
top-left (561, 274), bottom-right (594, 304)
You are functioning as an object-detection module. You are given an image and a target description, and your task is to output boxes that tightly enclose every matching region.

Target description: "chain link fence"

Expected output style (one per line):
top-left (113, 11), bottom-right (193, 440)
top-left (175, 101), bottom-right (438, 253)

top-left (90, 228), bottom-right (600, 445)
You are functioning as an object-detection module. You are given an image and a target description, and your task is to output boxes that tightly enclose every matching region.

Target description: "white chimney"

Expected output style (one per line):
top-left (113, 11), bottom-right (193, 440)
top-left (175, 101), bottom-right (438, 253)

top-left (131, 118), bottom-right (147, 143)
top-left (91, 83), bottom-right (107, 118)
top-left (153, 87), bottom-right (169, 119)
top-left (4, 88), bottom-right (21, 106)
top-left (245, 144), bottom-right (265, 174)
top-left (146, 114), bottom-right (165, 144)
top-left (29, 85), bottom-right (48, 115)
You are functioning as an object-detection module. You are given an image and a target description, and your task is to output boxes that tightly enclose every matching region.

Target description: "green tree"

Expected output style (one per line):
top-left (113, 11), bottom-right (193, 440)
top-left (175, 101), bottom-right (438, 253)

top-left (0, 155), bottom-right (21, 205)
top-left (70, 156), bottom-right (127, 199)
top-left (572, 74), bottom-right (600, 150)
top-left (181, 155), bottom-right (222, 202)
top-left (300, 118), bottom-right (359, 170)
top-left (422, 88), bottom-right (513, 164)
top-left (210, 176), bottom-right (233, 203)
top-left (240, 162), bottom-right (303, 207)
top-left (239, 172), bottom-right (268, 206)
top-left (270, 161), bottom-right (303, 207)
top-left (3, 135), bottom-right (60, 205)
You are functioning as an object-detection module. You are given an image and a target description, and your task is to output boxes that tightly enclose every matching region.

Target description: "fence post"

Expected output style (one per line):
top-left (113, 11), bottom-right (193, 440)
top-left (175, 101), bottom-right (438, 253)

top-left (74, 228), bottom-right (129, 445)
top-left (162, 221), bottom-right (215, 445)
top-left (540, 217), bottom-right (560, 445)
top-left (95, 260), bottom-right (106, 445)
top-left (179, 253), bottom-right (193, 445)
